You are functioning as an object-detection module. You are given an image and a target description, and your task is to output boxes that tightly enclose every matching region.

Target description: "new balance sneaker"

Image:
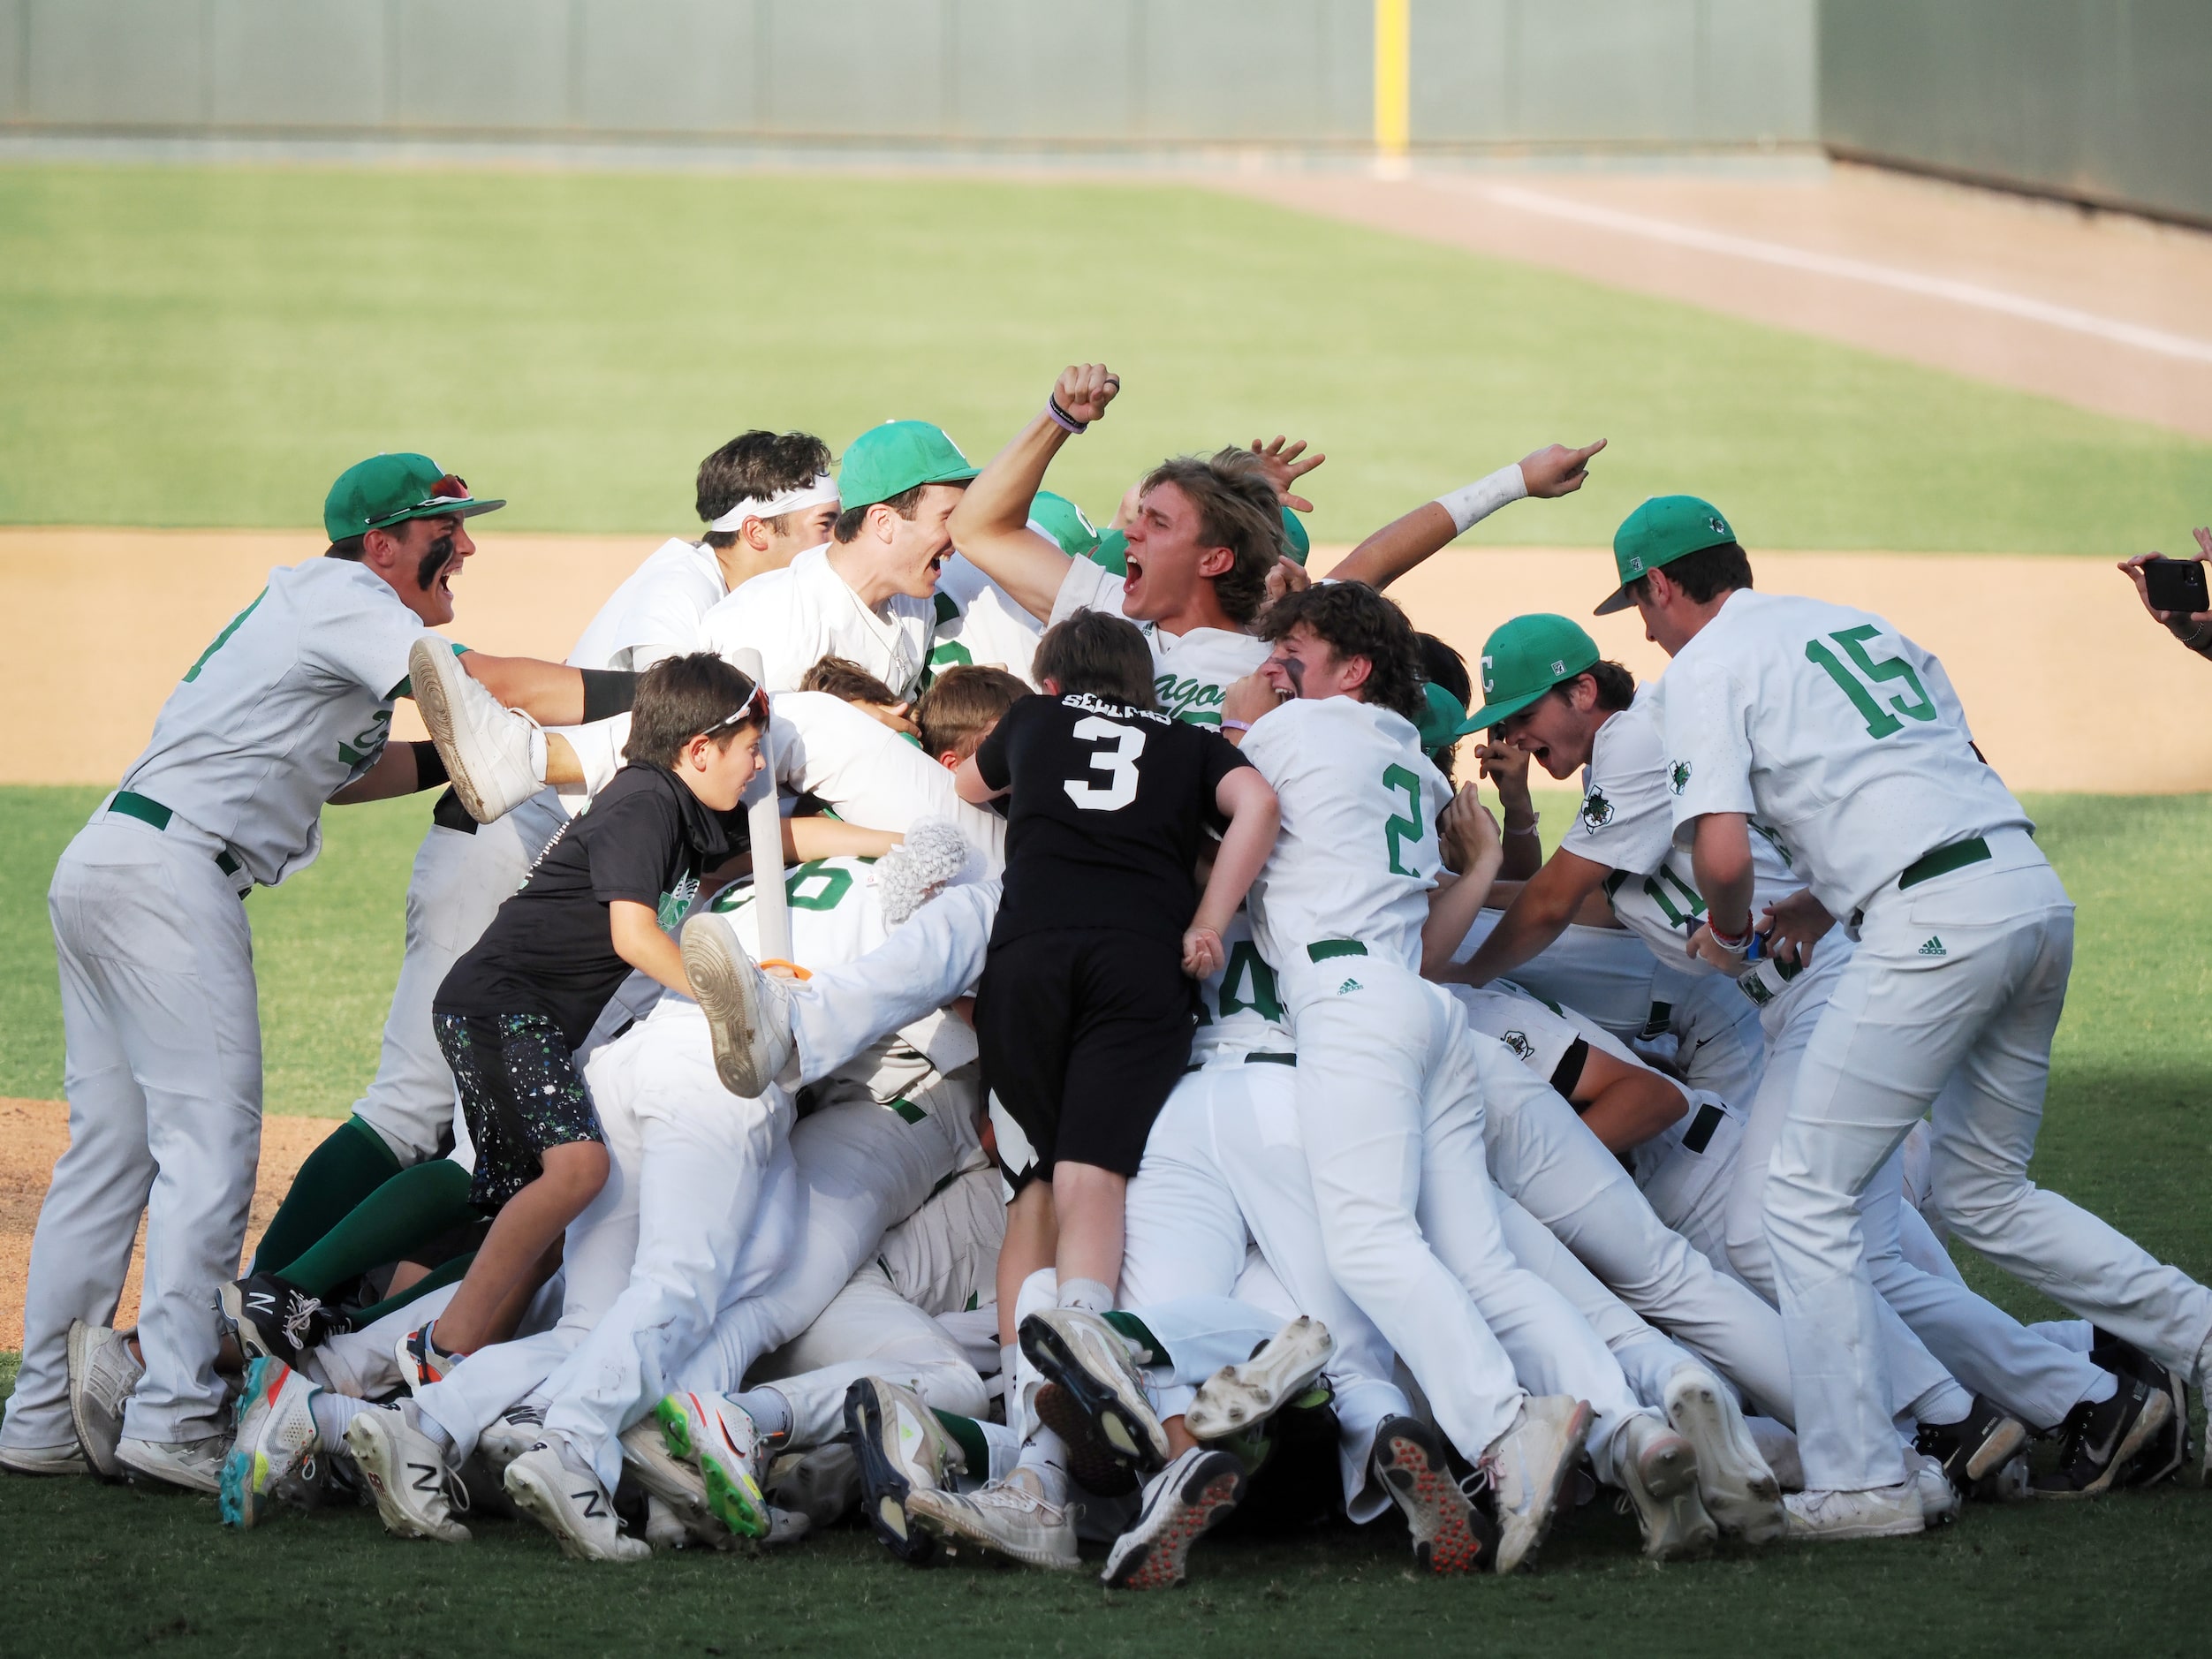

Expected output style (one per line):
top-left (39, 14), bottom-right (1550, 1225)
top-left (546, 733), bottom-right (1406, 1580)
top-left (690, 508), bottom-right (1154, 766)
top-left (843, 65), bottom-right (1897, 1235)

top-left (504, 1443), bottom-right (648, 1563)
top-left (1481, 1395), bottom-right (1592, 1575)
top-left (394, 1324), bottom-right (459, 1396)
top-left (116, 1435), bottom-right (226, 1495)
top-left (680, 911), bottom-right (797, 1098)
top-left (2031, 1374), bottom-right (2174, 1499)
top-left (655, 1391), bottom-right (770, 1541)
top-left (406, 636), bottom-right (547, 823)
top-left (1102, 1448), bottom-right (1246, 1590)
top-left (1663, 1367), bottom-right (1784, 1544)
top-left (1913, 1394), bottom-right (2028, 1496)
top-left (477, 1404), bottom-right (545, 1474)
top-left (1782, 1482), bottom-right (1924, 1542)
top-left (2090, 1328), bottom-right (2191, 1489)
top-left (619, 1416), bottom-right (711, 1531)
top-left (66, 1320), bottom-right (142, 1481)
top-left (0, 1442), bottom-right (90, 1477)
top-left (1615, 1411), bottom-right (1717, 1562)
top-left (846, 1375), bottom-right (966, 1567)
top-left (905, 1472), bottom-right (1081, 1570)
top-left (220, 1357), bottom-right (322, 1529)
top-left (345, 1405), bottom-right (471, 1543)
top-left (1185, 1315), bottom-right (1335, 1443)
top-left (1369, 1414), bottom-right (1497, 1575)
top-left (1019, 1307), bottom-right (1171, 1477)
top-left (221, 1274), bottom-right (340, 1369)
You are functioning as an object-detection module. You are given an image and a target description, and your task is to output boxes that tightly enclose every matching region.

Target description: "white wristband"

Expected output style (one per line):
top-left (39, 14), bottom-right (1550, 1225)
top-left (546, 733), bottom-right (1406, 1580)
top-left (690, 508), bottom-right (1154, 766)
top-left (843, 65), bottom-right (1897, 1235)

top-left (1434, 463), bottom-right (1528, 535)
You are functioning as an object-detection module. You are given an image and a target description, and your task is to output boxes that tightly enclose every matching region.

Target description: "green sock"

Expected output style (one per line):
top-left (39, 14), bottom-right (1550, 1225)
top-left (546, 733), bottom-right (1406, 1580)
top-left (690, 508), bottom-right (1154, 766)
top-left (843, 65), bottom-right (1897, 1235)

top-left (251, 1116), bottom-right (403, 1277)
top-left (273, 1156), bottom-right (476, 1298)
top-left (349, 1252), bottom-right (475, 1329)
top-left (1102, 1309), bottom-right (1170, 1368)
top-left (933, 1408), bottom-right (992, 1478)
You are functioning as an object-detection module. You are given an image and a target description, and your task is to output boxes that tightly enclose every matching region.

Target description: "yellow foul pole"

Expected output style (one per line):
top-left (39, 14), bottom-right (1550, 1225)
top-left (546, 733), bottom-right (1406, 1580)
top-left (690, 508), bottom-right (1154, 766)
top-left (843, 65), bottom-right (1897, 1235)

top-left (1374, 0), bottom-right (1411, 159)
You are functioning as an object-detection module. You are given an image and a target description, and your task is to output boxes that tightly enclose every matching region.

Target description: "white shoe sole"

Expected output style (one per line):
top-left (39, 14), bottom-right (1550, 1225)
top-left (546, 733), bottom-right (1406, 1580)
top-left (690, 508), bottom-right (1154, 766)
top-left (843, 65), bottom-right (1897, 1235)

top-left (1665, 1373), bottom-right (1784, 1544)
top-left (681, 913), bottom-right (782, 1098)
top-left (1785, 1507), bottom-right (1926, 1542)
top-left (343, 1413), bottom-right (468, 1543)
top-left (114, 1438), bottom-right (223, 1495)
top-left (1623, 1425), bottom-right (1717, 1562)
top-left (1496, 1398), bottom-right (1592, 1575)
top-left (905, 1489), bottom-right (1081, 1570)
top-left (504, 1454), bottom-right (648, 1563)
top-left (618, 1421), bottom-right (711, 1526)
top-left (408, 639), bottom-right (536, 824)
top-left (1186, 1316), bottom-right (1334, 1442)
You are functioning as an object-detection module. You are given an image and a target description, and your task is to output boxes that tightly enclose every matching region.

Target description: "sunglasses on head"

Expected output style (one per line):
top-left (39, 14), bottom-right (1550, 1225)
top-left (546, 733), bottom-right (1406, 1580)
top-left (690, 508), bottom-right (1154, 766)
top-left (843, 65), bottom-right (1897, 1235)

top-left (697, 681), bottom-right (770, 742)
top-left (366, 474), bottom-right (471, 529)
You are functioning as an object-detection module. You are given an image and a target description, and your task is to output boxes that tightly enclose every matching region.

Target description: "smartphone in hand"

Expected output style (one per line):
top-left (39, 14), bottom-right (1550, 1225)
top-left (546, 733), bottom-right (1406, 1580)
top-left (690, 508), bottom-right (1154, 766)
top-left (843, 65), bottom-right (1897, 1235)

top-left (2143, 557), bottom-right (2209, 614)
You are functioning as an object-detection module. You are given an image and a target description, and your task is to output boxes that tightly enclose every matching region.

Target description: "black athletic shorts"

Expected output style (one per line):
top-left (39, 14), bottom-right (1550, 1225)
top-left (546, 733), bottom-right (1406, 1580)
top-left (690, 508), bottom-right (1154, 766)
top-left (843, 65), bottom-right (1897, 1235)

top-left (973, 928), bottom-right (1198, 1191)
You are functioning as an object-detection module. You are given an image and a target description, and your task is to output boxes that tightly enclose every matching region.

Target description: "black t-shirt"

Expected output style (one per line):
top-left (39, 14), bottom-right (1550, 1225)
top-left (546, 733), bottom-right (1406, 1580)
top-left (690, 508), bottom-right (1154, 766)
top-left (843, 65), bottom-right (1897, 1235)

top-left (436, 765), bottom-right (740, 1049)
top-left (974, 692), bottom-right (1252, 945)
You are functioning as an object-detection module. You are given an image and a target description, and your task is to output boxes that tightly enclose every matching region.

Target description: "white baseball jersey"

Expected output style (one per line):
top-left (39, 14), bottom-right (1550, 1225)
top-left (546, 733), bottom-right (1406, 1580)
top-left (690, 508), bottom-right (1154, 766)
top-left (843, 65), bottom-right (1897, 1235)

top-left (564, 536), bottom-right (726, 673)
top-left (1050, 558), bottom-right (1269, 729)
top-left (1240, 696), bottom-right (1451, 977)
top-left (1660, 589), bottom-right (2030, 919)
top-left (1189, 908), bottom-right (1297, 1067)
top-left (930, 555), bottom-right (1042, 686)
top-left (769, 690), bottom-right (1007, 871)
top-left (117, 558), bottom-right (428, 887)
top-left (699, 544), bottom-right (936, 699)
top-left (1450, 908), bottom-right (1658, 1041)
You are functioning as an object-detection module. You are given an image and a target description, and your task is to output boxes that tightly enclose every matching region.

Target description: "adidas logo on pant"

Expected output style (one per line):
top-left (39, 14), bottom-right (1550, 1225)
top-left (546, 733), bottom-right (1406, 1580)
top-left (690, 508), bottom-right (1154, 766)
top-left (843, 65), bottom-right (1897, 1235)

top-left (1919, 936), bottom-right (1947, 958)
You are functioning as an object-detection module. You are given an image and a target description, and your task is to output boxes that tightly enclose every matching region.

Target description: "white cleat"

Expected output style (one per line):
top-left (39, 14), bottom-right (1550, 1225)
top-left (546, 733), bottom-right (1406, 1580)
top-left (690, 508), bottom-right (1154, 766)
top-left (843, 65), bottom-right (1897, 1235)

top-left (116, 1434), bottom-right (227, 1495)
top-left (846, 1375), bottom-right (964, 1567)
top-left (1019, 1307), bottom-right (1172, 1473)
top-left (1102, 1448), bottom-right (1246, 1590)
top-left (619, 1416), bottom-right (712, 1532)
top-left (643, 1494), bottom-right (692, 1552)
top-left (1481, 1394), bottom-right (1592, 1575)
top-left (220, 1357), bottom-right (322, 1529)
top-left (1186, 1316), bottom-right (1335, 1443)
top-left (905, 1472), bottom-right (1081, 1570)
top-left (477, 1404), bottom-right (545, 1475)
top-left (681, 911), bottom-right (797, 1098)
top-left (1663, 1367), bottom-right (1784, 1544)
top-left (655, 1390), bottom-right (771, 1541)
top-left (1906, 1448), bottom-right (1963, 1527)
top-left (1615, 1412), bottom-right (1717, 1562)
top-left (345, 1405), bottom-right (471, 1543)
top-left (405, 636), bottom-right (547, 824)
top-left (67, 1321), bottom-right (143, 1481)
top-left (1782, 1481), bottom-right (1926, 1542)
top-left (504, 1443), bottom-right (649, 1563)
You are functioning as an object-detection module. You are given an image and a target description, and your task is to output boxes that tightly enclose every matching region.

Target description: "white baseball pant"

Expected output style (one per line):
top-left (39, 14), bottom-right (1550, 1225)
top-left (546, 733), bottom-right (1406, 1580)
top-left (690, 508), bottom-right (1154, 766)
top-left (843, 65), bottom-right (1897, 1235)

top-left (784, 880), bottom-right (996, 1085)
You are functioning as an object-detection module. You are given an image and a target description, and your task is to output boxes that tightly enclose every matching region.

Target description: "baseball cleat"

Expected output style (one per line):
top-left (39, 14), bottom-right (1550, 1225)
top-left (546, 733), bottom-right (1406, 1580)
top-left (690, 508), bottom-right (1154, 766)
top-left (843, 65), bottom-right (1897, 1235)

top-left (1102, 1447), bottom-right (1246, 1590)
top-left (1481, 1394), bottom-right (1592, 1575)
top-left (406, 636), bottom-right (546, 824)
top-left (1913, 1394), bottom-right (2028, 1495)
top-left (1186, 1315), bottom-right (1335, 1443)
top-left (66, 1320), bottom-right (142, 1481)
top-left (618, 1416), bottom-right (711, 1529)
top-left (345, 1405), bottom-right (471, 1543)
top-left (504, 1443), bottom-right (648, 1563)
top-left (1020, 1308), bottom-right (1171, 1476)
top-left (221, 1274), bottom-right (340, 1369)
top-left (394, 1324), bottom-right (459, 1396)
top-left (655, 1391), bottom-right (770, 1541)
top-left (2030, 1374), bottom-right (2174, 1499)
top-left (643, 1494), bottom-right (692, 1552)
top-left (681, 910), bottom-right (797, 1098)
top-left (2090, 1329), bottom-right (2190, 1489)
top-left (116, 1434), bottom-right (227, 1495)
top-left (846, 1375), bottom-right (965, 1567)
top-left (1369, 1414), bottom-right (1497, 1575)
top-left (477, 1403), bottom-right (546, 1474)
top-left (220, 1356), bottom-right (322, 1529)
top-left (1906, 1449), bottom-right (1962, 1527)
top-left (1663, 1367), bottom-right (1784, 1543)
top-left (1616, 1412), bottom-right (1717, 1562)
top-left (0, 1442), bottom-right (91, 1477)
top-left (905, 1473), bottom-right (1081, 1570)
top-left (1782, 1482), bottom-right (1924, 1542)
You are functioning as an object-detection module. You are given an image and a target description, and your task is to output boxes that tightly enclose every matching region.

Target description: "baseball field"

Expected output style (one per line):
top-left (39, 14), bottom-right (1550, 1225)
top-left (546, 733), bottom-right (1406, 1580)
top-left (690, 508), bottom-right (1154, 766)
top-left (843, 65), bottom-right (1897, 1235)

top-left (3, 159), bottom-right (2210, 1654)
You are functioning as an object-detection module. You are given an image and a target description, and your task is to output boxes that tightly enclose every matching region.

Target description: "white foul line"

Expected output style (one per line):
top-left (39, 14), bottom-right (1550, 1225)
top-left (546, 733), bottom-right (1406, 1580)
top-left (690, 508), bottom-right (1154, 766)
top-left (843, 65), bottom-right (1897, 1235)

top-left (1474, 183), bottom-right (2212, 367)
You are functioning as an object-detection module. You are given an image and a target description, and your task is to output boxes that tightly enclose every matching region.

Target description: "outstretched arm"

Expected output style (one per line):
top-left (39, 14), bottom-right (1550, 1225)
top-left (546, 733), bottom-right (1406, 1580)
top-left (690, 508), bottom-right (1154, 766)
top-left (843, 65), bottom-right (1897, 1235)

top-left (948, 363), bottom-right (1121, 623)
top-left (1326, 440), bottom-right (1606, 592)
top-left (1445, 843), bottom-right (1610, 986)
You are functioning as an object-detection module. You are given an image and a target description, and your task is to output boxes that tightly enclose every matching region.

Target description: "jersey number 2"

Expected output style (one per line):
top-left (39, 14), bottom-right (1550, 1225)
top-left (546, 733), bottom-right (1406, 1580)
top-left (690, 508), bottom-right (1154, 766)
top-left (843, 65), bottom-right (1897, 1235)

top-left (1805, 625), bottom-right (1936, 740)
top-left (1063, 716), bottom-right (1147, 812)
top-left (1382, 764), bottom-right (1424, 876)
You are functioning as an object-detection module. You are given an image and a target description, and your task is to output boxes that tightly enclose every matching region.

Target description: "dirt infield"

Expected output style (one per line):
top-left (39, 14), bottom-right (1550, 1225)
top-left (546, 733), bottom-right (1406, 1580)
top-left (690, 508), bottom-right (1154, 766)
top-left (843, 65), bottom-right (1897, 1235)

top-left (0, 1100), bottom-right (334, 1351)
top-left (5, 526), bottom-right (2205, 794)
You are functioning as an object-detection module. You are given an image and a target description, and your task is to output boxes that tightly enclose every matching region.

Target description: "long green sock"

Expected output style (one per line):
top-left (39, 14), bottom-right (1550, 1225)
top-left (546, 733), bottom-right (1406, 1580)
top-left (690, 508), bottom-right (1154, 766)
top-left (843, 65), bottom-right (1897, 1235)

top-left (251, 1116), bottom-right (403, 1276)
top-left (933, 1408), bottom-right (992, 1478)
top-left (272, 1157), bottom-right (476, 1298)
top-left (350, 1253), bottom-right (476, 1328)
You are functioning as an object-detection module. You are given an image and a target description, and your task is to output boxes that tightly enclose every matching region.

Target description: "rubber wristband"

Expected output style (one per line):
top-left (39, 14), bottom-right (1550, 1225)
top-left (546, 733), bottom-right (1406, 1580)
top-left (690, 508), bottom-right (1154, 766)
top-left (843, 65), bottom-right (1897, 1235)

top-left (1504, 822), bottom-right (1540, 837)
top-left (1045, 398), bottom-right (1087, 436)
top-left (1706, 921), bottom-right (1754, 954)
top-left (1220, 718), bottom-right (1253, 733)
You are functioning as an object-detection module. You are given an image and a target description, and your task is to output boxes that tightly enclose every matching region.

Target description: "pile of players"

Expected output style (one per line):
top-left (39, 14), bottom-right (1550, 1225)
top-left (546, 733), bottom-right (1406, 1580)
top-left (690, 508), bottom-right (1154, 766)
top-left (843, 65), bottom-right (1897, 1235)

top-left (7, 360), bottom-right (2208, 1587)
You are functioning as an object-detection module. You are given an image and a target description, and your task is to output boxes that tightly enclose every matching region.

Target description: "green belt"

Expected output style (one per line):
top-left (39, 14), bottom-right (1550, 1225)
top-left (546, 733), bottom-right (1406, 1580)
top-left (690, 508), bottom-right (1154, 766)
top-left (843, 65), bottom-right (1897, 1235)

top-left (1244, 1050), bottom-right (1296, 1067)
top-left (1897, 837), bottom-right (1990, 891)
top-left (111, 790), bottom-right (244, 879)
top-left (1306, 938), bottom-right (1367, 963)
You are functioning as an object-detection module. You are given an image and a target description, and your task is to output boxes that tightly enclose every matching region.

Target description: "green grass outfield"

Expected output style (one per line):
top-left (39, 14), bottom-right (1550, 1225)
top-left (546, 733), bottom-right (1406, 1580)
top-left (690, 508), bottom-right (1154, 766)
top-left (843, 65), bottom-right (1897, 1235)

top-left (2, 164), bottom-right (2208, 555)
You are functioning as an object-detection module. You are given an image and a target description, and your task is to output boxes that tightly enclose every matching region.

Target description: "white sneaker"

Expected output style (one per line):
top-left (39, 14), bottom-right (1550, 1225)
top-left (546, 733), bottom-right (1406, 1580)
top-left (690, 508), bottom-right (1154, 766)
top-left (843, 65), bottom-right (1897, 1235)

top-left (66, 1321), bottom-right (142, 1481)
top-left (504, 1443), bottom-right (648, 1563)
top-left (0, 1441), bottom-right (90, 1477)
top-left (1102, 1447), bottom-right (1246, 1589)
top-left (1186, 1315), bottom-right (1335, 1443)
top-left (619, 1415), bottom-right (712, 1531)
top-left (681, 911), bottom-right (797, 1098)
top-left (643, 1494), bottom-right (692, 1552)
top-left (1663, 1367), bottom-right (1784, 1544)
top-left (655, 1391), bottom-right (771, 1540)
top-left (220, 1357), bottom-right (321, 1529)
top-left (1615, 1411), bottom-right (1717, 1562)
top-left (345, 1405), bottom-right (471, 1543)
top-left (846, 1375), bottom-right (964, 1566)
top-left (1481, 1394), bottom-right (1592, 1575)
top-left (906, 1472), bottom-right (1081, 1569)
top-left (1019, 1307), bottom-right (1172, 1472)
top-left (116, 1434), bottom-right (227, 1495)
top-left (1782, 1481), bottom-right (1926, 1542)
top-left (1906, 1448), bottom-right (1963, 1527)
top-left (406, 636), bottom-right (546, 823)
top-left (477, 1404), bottom-right (545, 1474)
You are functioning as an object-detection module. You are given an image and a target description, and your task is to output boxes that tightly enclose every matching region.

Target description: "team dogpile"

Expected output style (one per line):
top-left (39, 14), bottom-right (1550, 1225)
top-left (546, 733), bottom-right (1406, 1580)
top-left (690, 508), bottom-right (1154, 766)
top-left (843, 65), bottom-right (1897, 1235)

top-left (7, 361), bottom-right (2208, 1587)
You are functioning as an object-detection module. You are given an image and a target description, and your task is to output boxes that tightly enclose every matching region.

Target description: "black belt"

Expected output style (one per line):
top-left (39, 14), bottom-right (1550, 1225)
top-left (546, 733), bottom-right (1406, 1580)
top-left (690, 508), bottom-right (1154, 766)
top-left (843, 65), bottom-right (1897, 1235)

top-left (110, 791), bottom-right (244, 878)
top-left (1898, 837), bottom-right (1991, 890)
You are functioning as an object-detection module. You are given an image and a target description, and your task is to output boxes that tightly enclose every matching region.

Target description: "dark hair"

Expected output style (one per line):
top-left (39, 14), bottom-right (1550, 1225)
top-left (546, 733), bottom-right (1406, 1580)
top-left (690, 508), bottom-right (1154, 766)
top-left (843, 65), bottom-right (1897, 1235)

top-left (624, 652), bottom-right (762, 771)
top-left (915, 664), bottom-right (1029, 761)
top-left (1256, 581), bottom-right (1428, 724)
top-left (325, 534), bottom-right (367, 561)
top-left (1630, 542), bottom-right (1753, 607)
top-left (695, 430), bottom-right (834, 549)
top-left (1034, 609), bottom-right (1159, 708)
top-left (799, 654), bottom-right (900, 707)
top-left (1416, 633), bottom-right (1472, 709)
top-left (1549, 659), bottom-right (1637, 714)
top-left (1138, 453), bottom-right (1284, 624)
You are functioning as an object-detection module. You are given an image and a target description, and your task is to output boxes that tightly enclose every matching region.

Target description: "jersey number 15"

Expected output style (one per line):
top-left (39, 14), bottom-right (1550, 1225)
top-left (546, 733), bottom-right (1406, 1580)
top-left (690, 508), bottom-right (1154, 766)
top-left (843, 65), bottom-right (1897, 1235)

top-left (1804, 625), bottom-right (1936, 741)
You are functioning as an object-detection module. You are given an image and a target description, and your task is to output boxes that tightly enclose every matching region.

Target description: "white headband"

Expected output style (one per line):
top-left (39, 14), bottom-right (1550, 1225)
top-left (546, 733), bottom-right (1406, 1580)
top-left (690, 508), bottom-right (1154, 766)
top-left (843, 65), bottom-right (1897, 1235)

top-left (708, 472), bottom-right (839, 534)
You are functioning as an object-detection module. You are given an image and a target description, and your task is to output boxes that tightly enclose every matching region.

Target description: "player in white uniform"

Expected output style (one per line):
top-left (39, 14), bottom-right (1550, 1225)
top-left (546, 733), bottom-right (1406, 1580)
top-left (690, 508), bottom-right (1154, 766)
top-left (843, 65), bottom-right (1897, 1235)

top-left (0, 456), bottom-right (503, 1490)
top-left (1622, 495), bottom-right (2209, 1534)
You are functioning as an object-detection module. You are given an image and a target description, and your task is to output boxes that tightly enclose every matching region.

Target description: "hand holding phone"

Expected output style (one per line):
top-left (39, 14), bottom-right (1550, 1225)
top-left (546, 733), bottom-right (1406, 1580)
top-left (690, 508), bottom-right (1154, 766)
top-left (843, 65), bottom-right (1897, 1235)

top-left (2141, 556), bottom-right (2209, 616)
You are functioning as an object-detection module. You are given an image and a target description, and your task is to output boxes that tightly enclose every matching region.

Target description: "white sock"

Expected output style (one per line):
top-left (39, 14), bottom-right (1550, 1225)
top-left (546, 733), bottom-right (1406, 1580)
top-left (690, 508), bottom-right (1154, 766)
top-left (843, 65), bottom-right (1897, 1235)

top-left (1057, 1276), bottom-right (1115, 1314)
top-left (977, 1420), bottom-right (1023, 1483)
top-left (1014, 1425), bottom-right (1072, 1505)
top-left (733, 1386), bottom-right (793, 1442)
top-left (402, 1398), bottom-right (458, 1462)
top-left (308, 1391), bottom-right (366, 1450)
top-left (1911, 1379), bottom-right (1976, 1429)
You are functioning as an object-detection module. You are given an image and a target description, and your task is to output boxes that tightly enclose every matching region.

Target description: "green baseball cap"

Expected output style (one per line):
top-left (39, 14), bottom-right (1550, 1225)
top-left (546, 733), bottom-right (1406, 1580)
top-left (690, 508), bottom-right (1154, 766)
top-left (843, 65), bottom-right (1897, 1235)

top-left (1461, 613), bottom-right (1602, 731)
top-left (1416, 679), bottom-right (1469, 754)
top-left (1088, 526), bottom-right (1129, 576)
top-left (1027, 489), bottom-right (1102, 560)
top-left (838, 420), bottom-right (979, 511)
top-left (323, 453), bottom-right (504, 542)
top-left (1278, 505), bottom-right (1311, 567)
top-left (1594, 495), bottom-right (1736, 615)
